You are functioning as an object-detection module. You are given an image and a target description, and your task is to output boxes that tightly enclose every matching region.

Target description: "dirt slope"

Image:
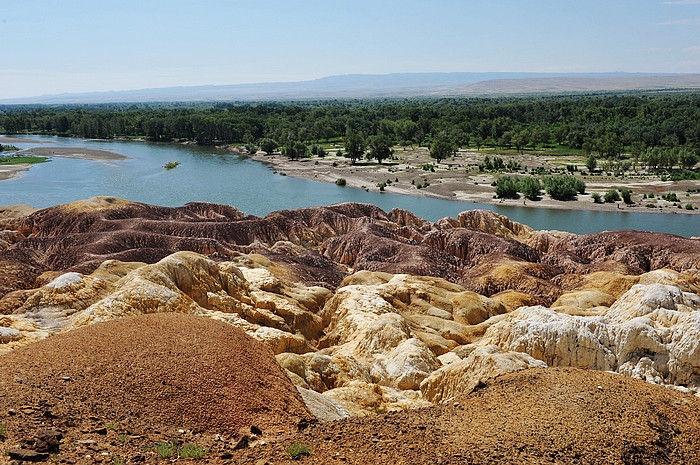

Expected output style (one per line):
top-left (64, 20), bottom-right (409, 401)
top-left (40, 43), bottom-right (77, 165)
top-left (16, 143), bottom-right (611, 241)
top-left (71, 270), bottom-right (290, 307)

top-left (233, 367), bottom-right (700, 465)
top-left (0, 313), bottom-right (311, 462)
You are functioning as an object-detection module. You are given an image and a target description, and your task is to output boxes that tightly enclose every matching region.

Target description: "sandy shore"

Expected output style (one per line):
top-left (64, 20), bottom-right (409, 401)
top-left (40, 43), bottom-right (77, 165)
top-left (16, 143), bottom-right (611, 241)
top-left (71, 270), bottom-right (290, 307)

top-left (0, 146), bottom-right (127, 181)
top-left (0, 136), bottom-right (54, 145)
top-left (18, 146), bottom-right (128, 161)
top-left (245, 146), bottom-right (700, 215)
top-left (0, 164), bottom-right (33, 181)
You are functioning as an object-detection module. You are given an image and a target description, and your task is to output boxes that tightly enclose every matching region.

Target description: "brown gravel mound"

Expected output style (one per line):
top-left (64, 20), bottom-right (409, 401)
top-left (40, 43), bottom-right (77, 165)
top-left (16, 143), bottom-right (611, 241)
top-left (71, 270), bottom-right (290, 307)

top-left (235, 367), bottom-right (700, 464)
top-left (0, 313), bottom-right (310, 455)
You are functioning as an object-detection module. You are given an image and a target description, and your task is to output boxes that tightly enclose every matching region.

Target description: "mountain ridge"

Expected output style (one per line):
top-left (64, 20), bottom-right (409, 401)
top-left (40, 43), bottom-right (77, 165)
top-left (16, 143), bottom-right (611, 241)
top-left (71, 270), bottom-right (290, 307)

top-left (3, 72), bottom-right (700, 104)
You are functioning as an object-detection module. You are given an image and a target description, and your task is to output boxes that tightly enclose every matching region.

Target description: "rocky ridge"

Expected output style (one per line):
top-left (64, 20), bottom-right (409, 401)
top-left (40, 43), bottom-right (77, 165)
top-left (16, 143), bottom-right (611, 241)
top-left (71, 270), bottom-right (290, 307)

top-left (1, 197), bottom-right (699, 419)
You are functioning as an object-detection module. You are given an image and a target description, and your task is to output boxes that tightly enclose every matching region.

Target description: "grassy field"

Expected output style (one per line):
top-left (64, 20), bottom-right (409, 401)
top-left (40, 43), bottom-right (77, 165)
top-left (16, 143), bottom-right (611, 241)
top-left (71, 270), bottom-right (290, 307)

top-left (0, 155), bottom-right (49, 165)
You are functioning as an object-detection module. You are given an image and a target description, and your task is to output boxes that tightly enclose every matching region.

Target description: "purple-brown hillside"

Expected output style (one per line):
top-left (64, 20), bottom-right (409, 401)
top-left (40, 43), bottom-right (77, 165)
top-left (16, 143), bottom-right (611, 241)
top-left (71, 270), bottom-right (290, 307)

top-left (1, 197), bottom-right (699, 311)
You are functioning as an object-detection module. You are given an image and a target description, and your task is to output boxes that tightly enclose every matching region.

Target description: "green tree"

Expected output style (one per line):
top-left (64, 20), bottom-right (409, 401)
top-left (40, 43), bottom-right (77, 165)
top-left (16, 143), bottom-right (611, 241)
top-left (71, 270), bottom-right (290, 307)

top-left (543, 175), bottom-right (585, 200)
top-left (283, 140), bottom-right (308, 160)
top-left (396, 119), bottom-right (419, 149)
top-left (367, 134), bottom-right (393, 164)
top-left (619, 188), bottom-right (633, 204)
top-left (513, 130), bottom-right (530, 154)
top-left (343, 132), bottom-right (366, 164)
top-left (259, 138), bottom-right (278, 154)
top-left (245, 143), bottom-right (257, 154)
top-left (495, 176), bottom-right (519, 199)
top-left (604, 189), bottom-right (620, 203)
top-left (678, 148), bottom-right (699, 169)
top-left (310, 144), bottom-right (326, 157)
top-left (429, 139), bottom-right (453, 164)
top-left (586, 153), bottom-right (597, 173)
top-left (519, 176), bottom-right (542, 200)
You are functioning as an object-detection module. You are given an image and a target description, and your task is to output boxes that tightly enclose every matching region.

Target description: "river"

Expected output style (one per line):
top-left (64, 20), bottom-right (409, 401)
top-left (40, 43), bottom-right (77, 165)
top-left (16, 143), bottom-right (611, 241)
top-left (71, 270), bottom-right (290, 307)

top-left (0, 136), bottom-right (697, 237)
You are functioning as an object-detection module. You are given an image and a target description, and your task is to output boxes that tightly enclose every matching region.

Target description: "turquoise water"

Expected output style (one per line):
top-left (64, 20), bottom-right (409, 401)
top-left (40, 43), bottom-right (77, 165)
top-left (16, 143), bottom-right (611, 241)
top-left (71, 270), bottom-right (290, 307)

top-left (1, 135), bottom-right (697, 237)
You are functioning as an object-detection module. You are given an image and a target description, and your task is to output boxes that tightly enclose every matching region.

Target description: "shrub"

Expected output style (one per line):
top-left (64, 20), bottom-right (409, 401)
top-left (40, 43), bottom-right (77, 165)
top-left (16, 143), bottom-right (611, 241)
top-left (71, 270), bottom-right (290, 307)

top-left (542, 175), bottom-right (585, 200)
top-left (592, 193), bottom-right (602, 204)
top-left (286, 443), bottom-right (312, 460)
top-left (686, 203), bottom-right (694, 210)
top-left (335, 178), bottom-right (346, 186)
top-left (604, 189), bottom-right (620, 203)
top-left (377, 182), bottom-right (386, 192)
top-left (662, 192), bottom-right (679, 202)
top-left (163, 161), bottom-right (180, 170)
top-left (310, 144), bottom-right (326, 157)
top-left (586, 154), bottom-right (597, 172)
top-left (0, 144), bottom-right (20, 152)
top-left (258, 138), bottom-right (278, 154)
top-left (519, 176), bottom-right (542, 200)
top-left (495, 176), bottom-right (519, 199)
top-left (619, 188), bottom-right (633, 204)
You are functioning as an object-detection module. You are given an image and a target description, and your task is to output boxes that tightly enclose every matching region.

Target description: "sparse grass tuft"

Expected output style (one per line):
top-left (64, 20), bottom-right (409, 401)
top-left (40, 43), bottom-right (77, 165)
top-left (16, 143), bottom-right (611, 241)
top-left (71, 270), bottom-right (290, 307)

top-left (0, 422), bottom-right (6, 439)
top-left (286, 442), bottom-right (312, 460)
top-left (153, 440), bottom-right (177, 459)
top-left (178, 443), bottom-right (208, 460)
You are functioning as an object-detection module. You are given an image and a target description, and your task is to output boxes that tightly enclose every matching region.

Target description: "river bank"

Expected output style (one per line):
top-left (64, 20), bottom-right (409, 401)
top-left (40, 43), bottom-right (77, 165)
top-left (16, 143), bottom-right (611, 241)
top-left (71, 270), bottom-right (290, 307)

top-left (0, 163), bottom-right (33, 181)
top-left (244, 146), bottom-right (700, 215)
top-left (0, 138), bottom-right (129, 180)
top-left (17, 146), bottom-right (128, 161)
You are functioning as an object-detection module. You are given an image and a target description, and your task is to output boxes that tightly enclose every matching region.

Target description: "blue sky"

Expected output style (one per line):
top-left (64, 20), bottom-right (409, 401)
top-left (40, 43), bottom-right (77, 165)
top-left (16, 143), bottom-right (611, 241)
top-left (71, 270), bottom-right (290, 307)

top-left (1, 0), bottom-right (699, 98)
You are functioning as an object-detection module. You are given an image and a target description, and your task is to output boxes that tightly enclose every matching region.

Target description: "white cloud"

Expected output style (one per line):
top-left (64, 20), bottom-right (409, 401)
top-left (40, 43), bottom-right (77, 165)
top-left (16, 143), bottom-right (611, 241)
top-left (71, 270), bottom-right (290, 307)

top-left (683, 45), bottom-right (700, 52)
top-left (660, 16), bottom-right (700, 24)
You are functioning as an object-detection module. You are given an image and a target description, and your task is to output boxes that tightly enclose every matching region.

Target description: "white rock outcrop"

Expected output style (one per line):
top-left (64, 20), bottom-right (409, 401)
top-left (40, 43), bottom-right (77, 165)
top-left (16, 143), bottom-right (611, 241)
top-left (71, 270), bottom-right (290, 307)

top-left (483, 277), bottom-right (700, 392)
top-left (420, 345), bottom-right (547, 403)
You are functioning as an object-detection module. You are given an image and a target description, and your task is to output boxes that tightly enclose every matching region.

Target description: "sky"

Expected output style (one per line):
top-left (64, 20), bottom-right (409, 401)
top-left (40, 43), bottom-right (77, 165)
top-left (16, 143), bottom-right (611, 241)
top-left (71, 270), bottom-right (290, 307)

top-left (1, 0), bottom-right (699, 99)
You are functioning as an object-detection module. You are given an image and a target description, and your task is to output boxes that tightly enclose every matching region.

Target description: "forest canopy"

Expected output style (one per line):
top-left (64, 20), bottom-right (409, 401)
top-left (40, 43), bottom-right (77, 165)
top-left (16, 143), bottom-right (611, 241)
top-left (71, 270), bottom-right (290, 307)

top-left (1, 93), bottom-right (699, 159)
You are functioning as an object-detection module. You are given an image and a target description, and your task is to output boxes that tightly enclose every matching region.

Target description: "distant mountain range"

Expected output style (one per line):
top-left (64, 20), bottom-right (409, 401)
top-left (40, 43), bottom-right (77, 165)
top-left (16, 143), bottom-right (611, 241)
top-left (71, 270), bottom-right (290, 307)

top-left (3, 72), bottom-right (700, 104)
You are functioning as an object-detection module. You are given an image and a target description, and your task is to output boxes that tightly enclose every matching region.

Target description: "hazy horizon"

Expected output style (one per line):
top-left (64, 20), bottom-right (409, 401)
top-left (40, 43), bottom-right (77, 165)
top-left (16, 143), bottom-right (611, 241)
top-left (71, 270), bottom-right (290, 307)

top-left (2, 0), bottom-right (699, 99)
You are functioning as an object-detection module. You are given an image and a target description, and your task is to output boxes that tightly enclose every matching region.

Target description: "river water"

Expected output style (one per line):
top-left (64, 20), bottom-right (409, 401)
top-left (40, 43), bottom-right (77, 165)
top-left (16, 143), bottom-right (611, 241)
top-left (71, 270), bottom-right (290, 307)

top-left (0, 136), bottom-right (697, 237)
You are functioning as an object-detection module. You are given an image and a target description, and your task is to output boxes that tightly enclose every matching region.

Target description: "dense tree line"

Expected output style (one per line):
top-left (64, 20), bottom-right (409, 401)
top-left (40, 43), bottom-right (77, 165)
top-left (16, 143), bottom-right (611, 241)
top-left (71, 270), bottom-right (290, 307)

top-left (1, 93), bottom-right (699, 162)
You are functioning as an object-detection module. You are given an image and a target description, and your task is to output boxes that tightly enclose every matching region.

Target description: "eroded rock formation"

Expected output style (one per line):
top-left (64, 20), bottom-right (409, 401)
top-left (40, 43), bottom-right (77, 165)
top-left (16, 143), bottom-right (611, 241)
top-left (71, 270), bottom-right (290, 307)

top-left (1, 197), bottom-right (699, 416)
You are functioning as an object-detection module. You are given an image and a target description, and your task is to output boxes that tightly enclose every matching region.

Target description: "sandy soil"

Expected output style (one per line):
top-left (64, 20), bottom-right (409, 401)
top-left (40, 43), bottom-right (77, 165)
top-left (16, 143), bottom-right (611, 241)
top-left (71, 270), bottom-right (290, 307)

top-left (0, 145), bottom-right (128, 180)
top-left (235, 367), bottom-right (700, 464)
top-left (246, 146), bottom-right (700, 215)
top-left (18, 146), bottom-right (128, 161)
top-left (4, 333), bottom-right (699, 465)
top-left (0, 203), bottom-right (37, 219)
top-left (0, 313), bottom-right (311, 464)
top-left (0, 163), bottom-right (32, 181)
top-left (0, 136), bottom-right (54, 145)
